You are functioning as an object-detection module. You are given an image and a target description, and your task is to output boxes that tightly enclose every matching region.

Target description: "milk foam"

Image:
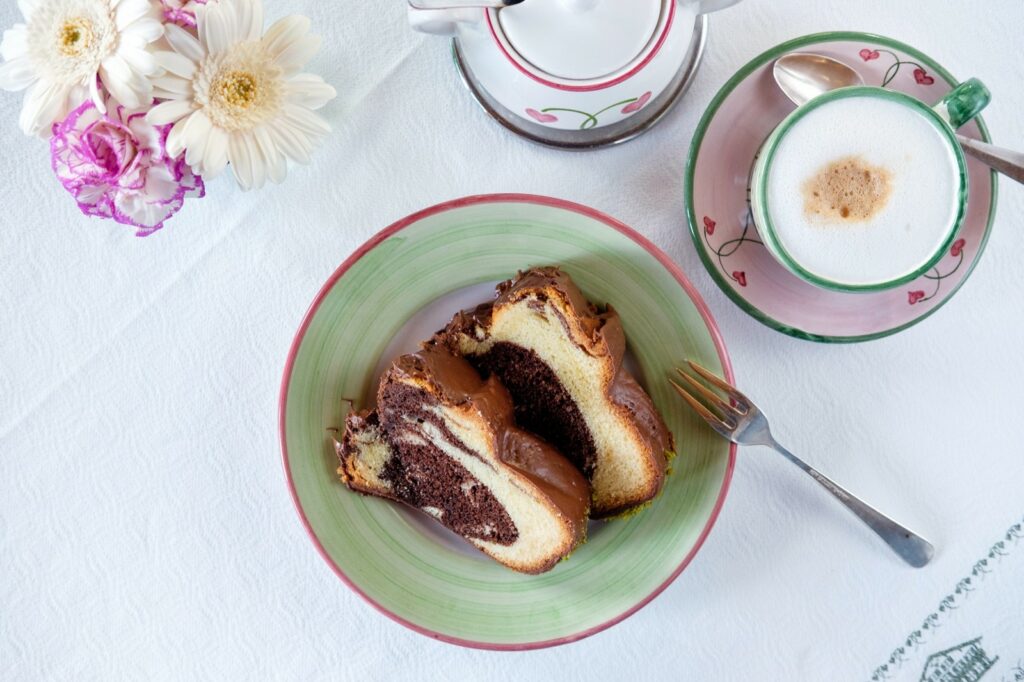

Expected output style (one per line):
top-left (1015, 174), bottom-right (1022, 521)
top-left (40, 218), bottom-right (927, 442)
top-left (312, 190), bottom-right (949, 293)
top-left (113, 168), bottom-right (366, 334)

top-left (765, 96), bottom-right (960, 286)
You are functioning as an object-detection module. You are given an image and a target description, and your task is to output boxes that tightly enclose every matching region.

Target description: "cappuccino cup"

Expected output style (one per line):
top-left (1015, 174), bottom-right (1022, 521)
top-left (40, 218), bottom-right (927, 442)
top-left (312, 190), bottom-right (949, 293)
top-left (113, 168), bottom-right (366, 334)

top-left (750, 79), bottom-right (990, 292)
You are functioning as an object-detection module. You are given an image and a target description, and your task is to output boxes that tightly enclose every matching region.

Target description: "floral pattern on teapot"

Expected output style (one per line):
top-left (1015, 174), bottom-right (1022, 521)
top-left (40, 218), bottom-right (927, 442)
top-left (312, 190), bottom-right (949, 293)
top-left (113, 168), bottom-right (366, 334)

top-left (525, 91), bottom-right (653, 130)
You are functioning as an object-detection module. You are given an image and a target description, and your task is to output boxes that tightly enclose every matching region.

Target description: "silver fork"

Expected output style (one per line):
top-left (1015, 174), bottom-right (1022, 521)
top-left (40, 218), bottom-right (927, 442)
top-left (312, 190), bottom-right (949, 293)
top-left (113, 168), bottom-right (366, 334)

top-left (669, 361), bottom-right (934, 568)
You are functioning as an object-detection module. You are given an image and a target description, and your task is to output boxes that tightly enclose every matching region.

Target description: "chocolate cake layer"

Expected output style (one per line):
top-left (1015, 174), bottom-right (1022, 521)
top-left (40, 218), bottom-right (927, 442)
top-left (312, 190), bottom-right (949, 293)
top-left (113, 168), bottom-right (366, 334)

top-left (439, 270), bottom-right (673, 469)
top-left (467, 341), bottom-right (598, 478)
top-left (381, 346), bottom-right (590, 525)
top-left (381, 435), bottom-right (518, 545)
top-left (337, 333), bottom-right (591, 573)
top-left (436, 268), bottom-right (674, 513)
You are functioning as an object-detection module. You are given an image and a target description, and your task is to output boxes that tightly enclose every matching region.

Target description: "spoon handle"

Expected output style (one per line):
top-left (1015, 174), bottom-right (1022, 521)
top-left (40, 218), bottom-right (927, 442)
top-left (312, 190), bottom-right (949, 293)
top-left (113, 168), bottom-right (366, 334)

top-left (957, 135), bottom-right (1024, 185)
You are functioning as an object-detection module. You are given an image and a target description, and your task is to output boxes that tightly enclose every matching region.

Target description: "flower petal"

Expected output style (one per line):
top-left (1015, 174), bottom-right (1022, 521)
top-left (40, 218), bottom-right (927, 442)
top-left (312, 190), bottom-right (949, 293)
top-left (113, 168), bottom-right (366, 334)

top-left (243, 132), bottom-right (267, 190)
top-left (0, 57), bottom-right (36, 91)
top-left (165, 23), bottom-right (205, 62)
top-left (122, 18), bottom-right (163, 45)
top-left (154, 50), bottom-right (196, 79)
top-left (166, 113), bottom-right (193, 158)
top-left (16, 0), bottom-right (36, 21)
top-left (147, 98), bottom-right (194, 125)
top-left (242, 0), bottom-right (264, 42)
top-left (180, 110), bottom-right (212, 168)
top-left (100, 57), bottom-right (143, 108)
top-left (118, 46), bottom-right (159, 76)
top-left (286, 73), bottom-right (336, 110)
top-left (115, 0), bottom-right (155, 30)
top-left (268, 121), bottom-right (312, 164)
top-left (252, 125), bottom-right (285, 184)
top-left (184, 129), bottom-right (207, 169)
top-left (202, 126), bottom-right (229, 179)
top-left (262, 16), bottom-right (310, 60)
top-left (282, 103), bottom-right (331, 136)
top-left (151, 75), bottom-right (192, 96)
top-left (275, 34), bottom-right (321, 75)
top-left (1, 25), bottom-right (29, 62)
top-left (89, 74), bottom-right (105, 113)
top-left (219, 0), bottom-right (255, 43)
top-left (227, 132), bottom-right (253, 190)
top-left (19, 79), bottom-right (69, 136)
top-left (201, 2), bottom-right (231, 55)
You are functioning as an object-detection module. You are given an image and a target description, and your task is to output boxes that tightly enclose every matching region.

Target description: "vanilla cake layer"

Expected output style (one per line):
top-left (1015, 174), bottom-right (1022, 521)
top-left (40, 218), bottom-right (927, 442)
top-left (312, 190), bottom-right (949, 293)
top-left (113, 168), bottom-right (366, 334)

top-left (337, 346), bottom-right (590, 574)
top-left (436, 268), bottom-right (674, 518)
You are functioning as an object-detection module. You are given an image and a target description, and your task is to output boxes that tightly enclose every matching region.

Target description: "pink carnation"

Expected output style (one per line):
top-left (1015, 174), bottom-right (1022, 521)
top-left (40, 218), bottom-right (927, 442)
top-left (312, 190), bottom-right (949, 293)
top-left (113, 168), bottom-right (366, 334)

top-left (50, 101), bottom-right (204, 237)
top-left (159, 0), bottom-right (208, 29)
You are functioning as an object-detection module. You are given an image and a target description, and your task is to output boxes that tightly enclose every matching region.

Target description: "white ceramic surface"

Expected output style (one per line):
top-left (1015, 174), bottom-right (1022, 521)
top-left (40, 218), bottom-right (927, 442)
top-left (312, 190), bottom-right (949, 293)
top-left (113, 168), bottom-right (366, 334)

top-left (498, 0), bottom-right (661, 80)
top-left (409, 0), bottom-right (742, 131)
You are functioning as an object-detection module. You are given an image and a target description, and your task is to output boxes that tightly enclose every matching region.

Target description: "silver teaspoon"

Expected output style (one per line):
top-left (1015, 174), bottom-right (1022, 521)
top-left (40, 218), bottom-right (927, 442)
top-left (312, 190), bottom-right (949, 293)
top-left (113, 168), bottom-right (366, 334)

top-left (773, 52), bottom-right (1024, 184)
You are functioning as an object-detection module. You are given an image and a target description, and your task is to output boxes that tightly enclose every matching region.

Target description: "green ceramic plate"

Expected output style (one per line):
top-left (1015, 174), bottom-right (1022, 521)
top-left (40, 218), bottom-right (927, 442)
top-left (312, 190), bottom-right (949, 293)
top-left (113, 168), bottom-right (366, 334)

top-left (280, 194), bottom-right (735, 649)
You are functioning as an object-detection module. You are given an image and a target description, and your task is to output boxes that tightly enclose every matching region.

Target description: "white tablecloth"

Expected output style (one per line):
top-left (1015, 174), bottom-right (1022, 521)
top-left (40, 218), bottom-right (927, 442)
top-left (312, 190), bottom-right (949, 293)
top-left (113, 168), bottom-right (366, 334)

top-left (3, 0), bottom-right (1023, 679)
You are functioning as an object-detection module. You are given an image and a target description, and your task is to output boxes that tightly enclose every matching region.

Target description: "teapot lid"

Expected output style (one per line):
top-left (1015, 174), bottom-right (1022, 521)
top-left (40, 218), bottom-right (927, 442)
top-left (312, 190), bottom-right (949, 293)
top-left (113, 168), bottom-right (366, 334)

top-left (496, 0), bottom-right (665, 81)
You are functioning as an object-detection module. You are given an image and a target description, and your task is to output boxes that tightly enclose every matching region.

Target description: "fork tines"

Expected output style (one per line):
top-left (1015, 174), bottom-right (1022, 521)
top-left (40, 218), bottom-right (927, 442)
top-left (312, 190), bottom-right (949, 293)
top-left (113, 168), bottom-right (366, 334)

top-left (668, 361), bottom-right (749, 431)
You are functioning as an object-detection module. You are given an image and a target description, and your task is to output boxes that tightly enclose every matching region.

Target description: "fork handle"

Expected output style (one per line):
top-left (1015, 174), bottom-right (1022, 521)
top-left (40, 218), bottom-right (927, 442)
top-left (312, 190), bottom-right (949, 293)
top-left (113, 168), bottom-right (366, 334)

top-left (769, 440), bottom-right (935, 568)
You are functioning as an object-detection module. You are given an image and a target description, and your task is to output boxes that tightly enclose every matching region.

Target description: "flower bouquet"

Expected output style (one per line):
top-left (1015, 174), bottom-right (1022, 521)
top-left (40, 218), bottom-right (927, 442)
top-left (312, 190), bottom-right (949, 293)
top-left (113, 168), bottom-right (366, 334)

top-left (0, 0), bottom-right (336, 235)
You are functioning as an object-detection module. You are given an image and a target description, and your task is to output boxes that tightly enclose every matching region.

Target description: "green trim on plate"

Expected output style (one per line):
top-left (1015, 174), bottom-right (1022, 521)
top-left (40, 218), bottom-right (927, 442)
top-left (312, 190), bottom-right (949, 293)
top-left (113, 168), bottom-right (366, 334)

top-left (751, 86), bottom-right (968, 293)
top-left (684, 31), bottom-right (999, 343)
top-left (281, 196), bottom-right (734, 649)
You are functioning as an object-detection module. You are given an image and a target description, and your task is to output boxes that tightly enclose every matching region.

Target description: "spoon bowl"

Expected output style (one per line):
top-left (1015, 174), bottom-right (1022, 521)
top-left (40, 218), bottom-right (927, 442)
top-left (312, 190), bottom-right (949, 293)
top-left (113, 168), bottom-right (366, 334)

top-left (772, 51), bottom-right (1024, 185)
top-left (772, 52), bottom-right (864, 106)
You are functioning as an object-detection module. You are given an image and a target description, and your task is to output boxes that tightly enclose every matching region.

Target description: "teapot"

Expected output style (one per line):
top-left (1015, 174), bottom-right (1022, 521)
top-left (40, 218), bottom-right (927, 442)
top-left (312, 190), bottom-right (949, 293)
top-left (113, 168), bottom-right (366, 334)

top-left (409, 0), bottom-right (743, 136)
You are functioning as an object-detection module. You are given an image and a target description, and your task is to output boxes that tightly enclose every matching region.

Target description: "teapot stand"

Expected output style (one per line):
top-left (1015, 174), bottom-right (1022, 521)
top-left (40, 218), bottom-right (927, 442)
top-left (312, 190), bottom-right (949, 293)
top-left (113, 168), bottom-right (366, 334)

top-left (452, 15), bottom-right (707, 151)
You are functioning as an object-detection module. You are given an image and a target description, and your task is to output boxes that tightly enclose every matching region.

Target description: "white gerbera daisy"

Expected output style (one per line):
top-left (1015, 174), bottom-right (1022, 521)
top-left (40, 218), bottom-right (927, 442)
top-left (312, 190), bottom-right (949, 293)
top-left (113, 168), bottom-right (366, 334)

top-left (146, 0), bottom-right (336, 191)
top-left (0, 0), bottom-right (163, 136)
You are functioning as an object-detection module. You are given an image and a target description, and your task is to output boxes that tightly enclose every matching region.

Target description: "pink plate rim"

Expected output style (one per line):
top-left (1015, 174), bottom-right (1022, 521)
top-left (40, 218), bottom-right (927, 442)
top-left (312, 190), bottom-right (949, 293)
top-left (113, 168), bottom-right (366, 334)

top-left (278, 193), bottom-right (737, 650)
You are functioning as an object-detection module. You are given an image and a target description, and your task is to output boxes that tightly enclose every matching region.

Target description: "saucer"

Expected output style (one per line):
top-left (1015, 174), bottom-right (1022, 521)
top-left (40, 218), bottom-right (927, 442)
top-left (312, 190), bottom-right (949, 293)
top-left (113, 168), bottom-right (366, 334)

top-left (685, 31), bottom-right (998, 342)
top-left (453, 16), bottom-right (706, 150)
top-left (280, 194), bottom-right (734, 649)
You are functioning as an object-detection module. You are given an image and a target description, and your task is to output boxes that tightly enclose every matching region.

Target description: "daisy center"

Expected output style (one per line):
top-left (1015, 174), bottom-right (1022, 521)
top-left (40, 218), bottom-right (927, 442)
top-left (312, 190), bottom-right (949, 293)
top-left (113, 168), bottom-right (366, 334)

top-left (27, 3), bottom-right (118, 84)
top-left (58, 18), bottom-right (94, 56)
top-left (215, 71), bottom-right (259, 109)
top-left (194, 43), bottom-right (284, 132)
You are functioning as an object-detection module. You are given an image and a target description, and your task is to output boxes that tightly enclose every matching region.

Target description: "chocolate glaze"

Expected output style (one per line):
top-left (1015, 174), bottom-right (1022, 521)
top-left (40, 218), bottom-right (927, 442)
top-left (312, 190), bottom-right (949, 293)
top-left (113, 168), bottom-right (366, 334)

top-left (435, 267), bottom-right (674, 511)
top-left (468, 342), bottom-right (599, 478)
top-left (383, 345), bottom-right (590, 527)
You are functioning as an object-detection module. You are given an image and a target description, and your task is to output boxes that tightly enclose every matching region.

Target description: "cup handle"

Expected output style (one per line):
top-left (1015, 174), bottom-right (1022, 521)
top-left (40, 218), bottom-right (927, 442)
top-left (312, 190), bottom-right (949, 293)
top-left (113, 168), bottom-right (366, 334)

top-left (678, 0), bottom-right (744, 15)
top-left (933, 78), bottom-right (991, 129)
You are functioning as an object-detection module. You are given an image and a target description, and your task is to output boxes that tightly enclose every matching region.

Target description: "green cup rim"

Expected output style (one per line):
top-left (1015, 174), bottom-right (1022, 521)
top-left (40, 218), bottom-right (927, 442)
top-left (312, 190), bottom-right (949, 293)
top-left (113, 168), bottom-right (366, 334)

top-left (752, 86), bottom-right (969, 293)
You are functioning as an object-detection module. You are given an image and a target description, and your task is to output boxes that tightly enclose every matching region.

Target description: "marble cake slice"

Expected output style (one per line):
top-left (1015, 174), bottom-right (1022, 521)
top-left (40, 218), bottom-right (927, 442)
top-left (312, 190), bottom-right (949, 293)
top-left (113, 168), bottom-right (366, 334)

top-left (337, 344), bottom-right (589, 574)
top-left (433, 267), bottom-right (674, 518)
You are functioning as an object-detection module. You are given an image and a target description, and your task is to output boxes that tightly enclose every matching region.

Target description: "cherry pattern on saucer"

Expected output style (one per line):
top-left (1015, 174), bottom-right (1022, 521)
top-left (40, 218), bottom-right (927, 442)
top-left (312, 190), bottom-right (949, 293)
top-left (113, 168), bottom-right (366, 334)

top-left (864, 47), bottom-right (938, 89)
top-left (909, 238), bottom-right (968, 305)
top-left (701, 208), bottom-right (761, 288)
top-left (525, 91), bottom-right (653, 130)
top-left (686, 32), bottom-right (996, 343)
